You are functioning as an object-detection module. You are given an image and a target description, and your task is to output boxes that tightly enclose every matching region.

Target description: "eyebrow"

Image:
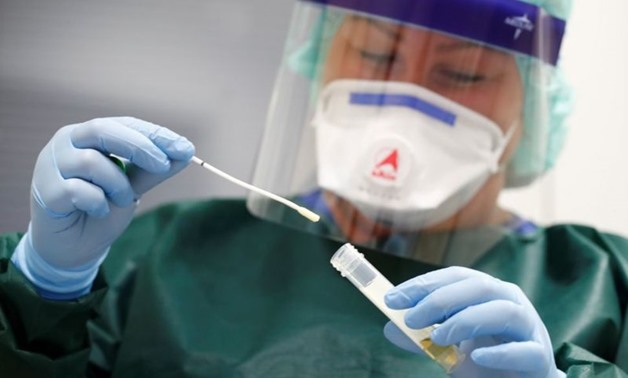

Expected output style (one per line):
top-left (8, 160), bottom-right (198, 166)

top-left (366, 19), bottom-right (401, 41)
top-left (436, 41), bottom-right (484, 52)
top-left (436, 41), bottom-right (510, 58)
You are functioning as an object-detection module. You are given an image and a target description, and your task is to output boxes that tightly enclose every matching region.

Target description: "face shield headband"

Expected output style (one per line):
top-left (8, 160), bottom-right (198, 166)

top-left (300, 0), bottom-right (566, 66)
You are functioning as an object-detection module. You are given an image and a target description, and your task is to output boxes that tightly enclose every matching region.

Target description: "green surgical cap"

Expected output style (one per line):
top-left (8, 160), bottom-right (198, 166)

top-left (507, 0), bottom-right (573, 187)
top-left (524, 0), bottom-right (572, 19)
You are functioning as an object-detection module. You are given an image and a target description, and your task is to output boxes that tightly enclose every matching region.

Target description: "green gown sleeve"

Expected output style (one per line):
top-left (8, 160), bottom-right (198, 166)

top-left (0, 203), bottom-right (183, 378)
top-left (558, 343), bottom-right (628, 377)
top-left (0, 232), bottom-right (107, 377)
top-left (555, 230), bottom-right (628, 376)
top-left (86, 202), bottom-right (188, 374)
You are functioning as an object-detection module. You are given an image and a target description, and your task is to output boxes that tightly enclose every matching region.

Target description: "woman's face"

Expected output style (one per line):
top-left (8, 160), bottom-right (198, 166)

top-left (320, 16), bottom-right (525, 240)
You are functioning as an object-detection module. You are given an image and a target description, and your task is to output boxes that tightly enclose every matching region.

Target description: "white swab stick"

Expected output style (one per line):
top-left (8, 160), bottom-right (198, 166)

top-left (191, 156), bottom-right (320, 223)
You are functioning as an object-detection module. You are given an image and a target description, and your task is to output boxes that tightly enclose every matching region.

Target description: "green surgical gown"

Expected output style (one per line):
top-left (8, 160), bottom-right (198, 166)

top-left (0, 199), bottom-right (626, 377)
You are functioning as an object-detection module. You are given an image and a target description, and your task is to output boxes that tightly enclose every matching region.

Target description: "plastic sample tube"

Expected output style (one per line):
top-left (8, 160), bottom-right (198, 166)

top-left (330, 243), bottom-right (464, 373)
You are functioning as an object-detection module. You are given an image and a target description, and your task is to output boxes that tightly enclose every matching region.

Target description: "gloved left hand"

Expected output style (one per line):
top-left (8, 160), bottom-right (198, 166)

top-left (11, 117), bottom-right (195, 300)
top-left (383, 266), bottom-right (565, 378)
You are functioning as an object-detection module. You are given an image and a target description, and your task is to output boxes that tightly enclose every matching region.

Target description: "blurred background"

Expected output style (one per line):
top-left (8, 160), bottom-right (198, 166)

top-left (0, 0), bottom-right (626, 235)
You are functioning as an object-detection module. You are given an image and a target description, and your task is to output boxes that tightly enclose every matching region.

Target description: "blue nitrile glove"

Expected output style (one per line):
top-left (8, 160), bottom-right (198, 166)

top-left (383, 267), bottom-right (565, 378)
top-left (11, 117), bottom-right (195, 300)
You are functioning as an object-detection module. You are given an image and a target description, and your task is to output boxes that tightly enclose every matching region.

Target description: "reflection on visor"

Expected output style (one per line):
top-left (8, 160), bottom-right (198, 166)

top-left (301, 0), bottom-right (566, 65)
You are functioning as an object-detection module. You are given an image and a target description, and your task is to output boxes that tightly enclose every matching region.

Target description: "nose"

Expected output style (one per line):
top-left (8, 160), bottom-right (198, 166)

top-left (387, 33), bottom-right (434, 88)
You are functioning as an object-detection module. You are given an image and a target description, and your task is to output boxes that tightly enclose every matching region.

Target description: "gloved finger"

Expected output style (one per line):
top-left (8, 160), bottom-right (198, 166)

top-left (471, 341), bottom-right (549, 373)
top-left (403, 276), bottom-right (520, 330)
top-left (430, 300), bottom-right (535, 346)
top-left (385, 266), bottom-right (491, 309)
top-left (110, 117), bottom-right (195, 161)
top-left (53, 143), bottom-right (135, 208)
top-left (383, 322), bottom-right (425, 354)
top-left (127, 159), bottom-right (190, 196)
top-left (33, 178), bottom-right (110, 218)
top-left (69, 118), bottom-right (171, 173)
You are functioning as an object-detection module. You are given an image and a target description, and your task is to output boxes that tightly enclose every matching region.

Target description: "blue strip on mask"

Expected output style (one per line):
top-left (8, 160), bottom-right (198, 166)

top-left (350, 92), bottom-right (457, 126)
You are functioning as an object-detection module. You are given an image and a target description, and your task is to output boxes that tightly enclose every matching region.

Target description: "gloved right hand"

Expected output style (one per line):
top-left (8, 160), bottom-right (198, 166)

top-left (383, 267), bottom-right (565, 378)
top-left (11, 117), bottom-right (195, 300)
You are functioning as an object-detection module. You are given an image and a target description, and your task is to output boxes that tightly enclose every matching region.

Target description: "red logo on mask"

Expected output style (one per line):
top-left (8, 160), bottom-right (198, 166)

top-left (372, 149), bottom-right (398, 181)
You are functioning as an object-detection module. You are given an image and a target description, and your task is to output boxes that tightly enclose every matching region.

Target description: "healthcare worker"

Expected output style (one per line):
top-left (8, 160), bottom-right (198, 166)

top-left (0, 0), bottom-right (626, 377)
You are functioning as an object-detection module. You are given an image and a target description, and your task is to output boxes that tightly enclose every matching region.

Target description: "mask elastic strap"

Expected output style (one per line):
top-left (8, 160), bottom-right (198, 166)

top-left (492, 121), bottom-right (519, 173)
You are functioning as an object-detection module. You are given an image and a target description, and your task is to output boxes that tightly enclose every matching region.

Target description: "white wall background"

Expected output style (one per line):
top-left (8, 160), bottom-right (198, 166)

top-left (0, 0), bottom-right (293, 233)
top-left (500, 0), bottom-right (628, 236)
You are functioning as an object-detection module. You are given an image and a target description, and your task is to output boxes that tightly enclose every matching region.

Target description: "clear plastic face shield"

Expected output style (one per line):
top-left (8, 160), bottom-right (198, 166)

top-left (248, 0), bottom-right (568, 265)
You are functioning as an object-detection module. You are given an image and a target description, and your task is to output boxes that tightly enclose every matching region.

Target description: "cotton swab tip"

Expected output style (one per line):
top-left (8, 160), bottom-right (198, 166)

top-left (298, 207), bottom-right (321, 223)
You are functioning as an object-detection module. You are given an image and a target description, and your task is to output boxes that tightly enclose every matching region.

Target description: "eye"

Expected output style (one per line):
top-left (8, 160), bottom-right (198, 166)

top-left (436, 68), bottom-right (486, 85)
top-left (359, 49), bottom-right (396, 66)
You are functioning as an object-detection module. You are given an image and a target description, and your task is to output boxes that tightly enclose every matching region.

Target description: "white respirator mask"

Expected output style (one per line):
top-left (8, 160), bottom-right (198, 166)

top-left (313, 80), bottom-right (515, 230)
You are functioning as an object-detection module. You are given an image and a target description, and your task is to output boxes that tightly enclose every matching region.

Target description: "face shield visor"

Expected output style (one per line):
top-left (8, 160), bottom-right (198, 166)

top-left (247, 0), bottom-right (568, 265)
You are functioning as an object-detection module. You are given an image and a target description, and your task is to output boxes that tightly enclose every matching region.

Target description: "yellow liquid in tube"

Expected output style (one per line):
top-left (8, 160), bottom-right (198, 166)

top-left (330, 244), bottom-right (463, 373)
